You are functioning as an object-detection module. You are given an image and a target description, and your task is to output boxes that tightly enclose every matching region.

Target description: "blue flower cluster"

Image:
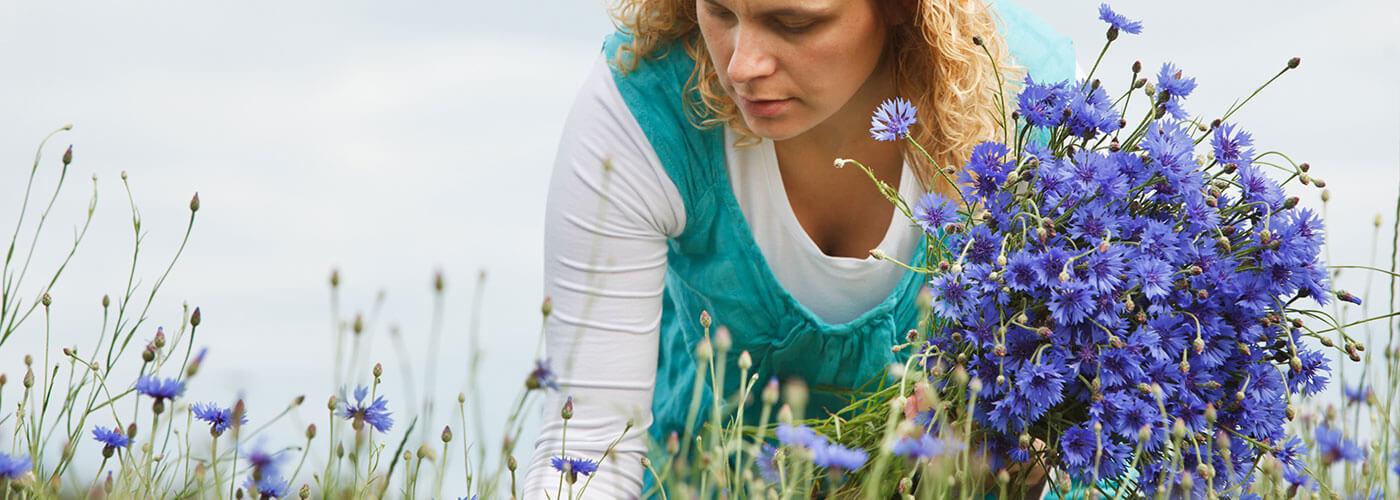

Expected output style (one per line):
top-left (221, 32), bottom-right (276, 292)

top-left (772, 423), bottom-right (868, 474)
top-left (893, 8), bottom-right (1343, 492)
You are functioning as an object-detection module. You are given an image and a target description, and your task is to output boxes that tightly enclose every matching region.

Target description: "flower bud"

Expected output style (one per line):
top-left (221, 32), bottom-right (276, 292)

top-left (352, 314), bottom-right (363, 334)
top-left (373, 363), bottom-right (383, 378)
top-left (189, 193), bottom-right (200, 212)
top-left (737, 350), bottom-right (752, 371)
top-left (41, 293), bottom-right (51, 307)
top-left (23, 368), bottom-right (34, 388)
top-left (972, 35), bottom-right (983, 46)
top-left (1313, 177), bottom-right (1326, 188)
top-left (330, 269), bottom-right (340, 288)
top-left (713, 326), bottom-right (732, 353)
top-left (508, 455), bottom-right (518, 471)
top-left (102, 294), bottom-right (110, 308)
top-left (62, 145), bottom-right (73, 166)
top-left (1138, 425), bottom-right (1152, 443)
top-left (299, 484), bottom-right (310, 499)
top-left (327, 395), bottom-right (338, 411)
top-left (154, 328), bottom-right (166, 348)
top-left (969, 377), bottom-right (983, 395)
top-left (142, 346), bottom-right (156, 363)
top-left (306, 424), bottom-right (317, 440)
top-left (694, 337), bottom-right (712, 362)
top-left (190, 307), bottom-right (201, 327)
top-left (1287, 57), bottom-right (1300, 69)
top-left (699, 310), bottom-right (711, 329)
top-left (666, 431), bottom-right (680, 455)
top-left (1204, 403), bottom-right (1217, 424)
top-left (1144, 82), bottom-right (1156, 97)
top-left (1172, 418), bottom-right (1186, 441)
top-left (777, 404), bottom-right (793, 425)
top-left (561, 396), bottom-right (573, 420)
top-left (417, 443), bottom-right (436, 461)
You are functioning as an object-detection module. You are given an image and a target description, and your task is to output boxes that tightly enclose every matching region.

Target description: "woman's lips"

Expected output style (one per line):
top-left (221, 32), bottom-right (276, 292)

top-left (738, 96), bottom-right (793, 118)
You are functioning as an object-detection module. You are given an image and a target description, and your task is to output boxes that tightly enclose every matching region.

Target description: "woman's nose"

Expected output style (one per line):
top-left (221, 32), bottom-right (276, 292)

top-left (727, 27), bottom-right (776, 85)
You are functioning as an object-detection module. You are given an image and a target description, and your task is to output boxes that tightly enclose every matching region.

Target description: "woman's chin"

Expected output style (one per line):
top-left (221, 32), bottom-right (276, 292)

top-left (740, 116), bottom-right (806, 142)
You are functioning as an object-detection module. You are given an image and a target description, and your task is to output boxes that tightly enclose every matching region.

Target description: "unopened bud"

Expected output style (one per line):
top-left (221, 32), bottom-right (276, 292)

top-left (737, 350), bottom-right (752, 371)
top-left (561, 396), bottom-right (573, 420)
top-left (191, 307), bottom-right (202, 327)
top-left (1172, 419), bottom-right (1186, 440)
top-left (299, 484), bottom-right (310, 499)
top-left (41, 293), bottom-right (51, 307)
top-left (190, 193), bottom-right (200, 212)
top-left (714, 326), bottom-right (732, 353)
top-left (442, 425), bottom-right (453, 443)
top-left (373, 363), bottom-right (383, 378)
top-left (695, 337), bottom-right (712, 362)
top-left (1287, 57), bottom-right (1300, 69)
top-left (306, 424), bottom-right (317, 440)
top-left (699, 310), bottom-right (711, 329)
top-left (777, 404), bottom-right (793, 425)
top-left (63, 145), bottom-right (73, 166)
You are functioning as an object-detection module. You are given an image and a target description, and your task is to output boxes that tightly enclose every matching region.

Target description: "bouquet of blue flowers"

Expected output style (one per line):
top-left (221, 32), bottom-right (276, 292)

top-left (832, 4), bottom-right (1364, 498)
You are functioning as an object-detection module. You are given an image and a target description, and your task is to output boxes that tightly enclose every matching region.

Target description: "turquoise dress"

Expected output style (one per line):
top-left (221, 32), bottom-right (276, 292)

top-left (600, 1), bottom-right (1074, 496)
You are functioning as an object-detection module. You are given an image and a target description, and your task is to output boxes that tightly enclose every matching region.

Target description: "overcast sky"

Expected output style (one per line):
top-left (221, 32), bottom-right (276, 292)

top-left (0, 0), bottom-right (1395, 494)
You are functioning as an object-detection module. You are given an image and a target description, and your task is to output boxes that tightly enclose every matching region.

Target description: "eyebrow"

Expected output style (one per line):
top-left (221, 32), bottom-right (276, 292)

top-left (702, 0), bottom-right (833, 18)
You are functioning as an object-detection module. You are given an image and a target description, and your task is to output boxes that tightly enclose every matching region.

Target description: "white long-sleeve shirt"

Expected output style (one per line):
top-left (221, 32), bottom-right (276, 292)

top-left (522, 54), bottom-right (923, 499)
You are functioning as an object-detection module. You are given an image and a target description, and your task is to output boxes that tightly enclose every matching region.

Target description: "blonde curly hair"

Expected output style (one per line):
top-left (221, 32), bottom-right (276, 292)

top-left (607, 0), bottom-right (1021, 196)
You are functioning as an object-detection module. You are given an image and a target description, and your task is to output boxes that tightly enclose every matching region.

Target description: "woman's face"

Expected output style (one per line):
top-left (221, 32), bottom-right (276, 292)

top-left (696, 0), bottom-right (893, 141)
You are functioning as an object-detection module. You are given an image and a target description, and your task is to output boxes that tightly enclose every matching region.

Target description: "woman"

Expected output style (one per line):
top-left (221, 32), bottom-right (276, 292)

top-left (524, 0), bottom-right (1072, 497)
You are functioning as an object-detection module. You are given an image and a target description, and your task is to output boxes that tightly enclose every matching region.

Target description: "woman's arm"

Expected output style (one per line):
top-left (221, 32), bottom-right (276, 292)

top-left (521, 54), bottom-right (685, 499)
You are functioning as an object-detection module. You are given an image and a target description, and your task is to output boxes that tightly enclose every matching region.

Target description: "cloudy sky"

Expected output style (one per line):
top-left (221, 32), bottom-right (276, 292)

top-left (0, 0), bottom-right (1395, 494)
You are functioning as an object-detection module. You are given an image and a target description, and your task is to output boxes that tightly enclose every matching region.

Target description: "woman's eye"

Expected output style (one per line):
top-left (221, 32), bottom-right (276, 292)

top-left (774, 19), bottom-right (815, 34)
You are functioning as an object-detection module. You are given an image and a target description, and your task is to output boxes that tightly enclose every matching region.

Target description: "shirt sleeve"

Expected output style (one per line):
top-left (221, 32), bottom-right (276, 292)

top-left (521, 54), bottom-right (685, 499)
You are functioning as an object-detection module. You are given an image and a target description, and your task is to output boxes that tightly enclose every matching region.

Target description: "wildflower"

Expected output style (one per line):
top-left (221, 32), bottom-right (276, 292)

top-left (526, 358), bottom-right (559, 391)
top-left (775, 423), bottom-right (822, 449)
top-left (869, 98), bottom-right (917, 142)
top-left (92, 426), bottom-right (130, 456)
top-left (891, 434), bottom-right (960, 461)
top-left (957, 142), bottom-right (1011, 202)
top-left (755, 444), bottom-right (781, 484)
top-left (192, 402), bottom-right (247, 435)
top-left (1155, 63), bottom-right (1197, 120)
top-left (243, 439), bottom-right (285, 474)
top-left (1314, 424), bottom-right (1364, 465)
top-left (1016, 76), bottom-right (1070, 129)
top-left (339, 385), bottom-right (393, 432)
top-left (1343, 384), bottom-right (1370, 406)
top-left (243, 470), bottom-right (289, 499)
top-left (1097, 4), bottom-right (1143, 35)
top-left (0, 453), bottom-right (32, 480)
top-left (1210, 123), bottom-right (1254, 167)
top-left (810, 440), bottom-right (867, 471)
top-left (550, 455), bottom-right (599, 484)
top-left (135, 375), bottom-right (185, 402)
top-left (911, 192), bottom-right (959, 237)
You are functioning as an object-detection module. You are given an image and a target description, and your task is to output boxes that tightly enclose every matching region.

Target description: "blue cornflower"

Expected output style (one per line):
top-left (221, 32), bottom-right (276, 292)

top-left (92, 426), bottom-right (130, 450)
top-left (1155, 63), bottom-right (1197, 120)
top-left (1097, 4), bottom-right (1143, 35)
top-left (1314, 424), bottom-right (1364, 465)
top-left (775, 423), bottom-right (822, 448)
top-left (1288, 347), bottom-right (1330, 397)
top-left (528, 358), bottom-right (559, 391)
top-left (550, 455), bottom-right (599, 483)
top-left (243, 470), bottom-right (289, 498)
top-left (340, 385), bottom-right (393, 432)
top-left (1016, 362), bottom-right (1066, 408)
top-left (1016, 76), bottom-right (1069, 128)
top-left (809, 440), bottom-right (868, 471)
top-left (870, 98), bottom-right (917, 142)
top-left (135, 375), bottom-right (185, 402)
top-left (1048, 281), bottom-right (1094, 325)
top-left (1344, 384), bottom-right (1370, 405)
top-left (1059, 425), bottom-right (1097, 470)
top-left (1210, 123), bottom-right (1254, 166)
top-left (192, 402), bottom-right (246, 435)
top-left (1065, 84), bottom-right (1122, 138)
top-left (1236, 164), bottom-right (1284, 213)
top-left (243, 439), bottom-right (287, 477)
top-left (927, 273), bottom-right (971, 319)
top-left (1275, 436), bottom-right (1307, 474)
top-left (891, 434), bottom-right (961, 460)
top-left (1004, 250), bottom-right (1040, 292)
top-left (912, 192), bottom-right (959, 237)
top-left (755, 443), bottom-right (781, 484)
top-left (0, 453), bottom-right (32, 480)
top-left (1131, 258), bottom-right (1173, 300)
top-left (957, 142), bottom-right (1011, 202)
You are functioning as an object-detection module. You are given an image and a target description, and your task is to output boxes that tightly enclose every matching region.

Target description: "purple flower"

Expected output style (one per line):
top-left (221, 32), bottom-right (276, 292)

top-left (1155, 63), bottom-right (1197, 120)
top-left (340, 385), bottom-right (393, 432)
top-left (0, 453), bottom-right (32, 480)
top-left (243, 470), bottom-right (289, 499)
top-left (755, 444), bottom-right (781, 484)
top-left (1097, 4), bottom-right (1143, 35)
top-left (550, 455), bottom-right (599, 483)
top-left (243, 439), bottom-right (286, 474)
top-left (775, 424), bottom-right (822, 448)
top-left (135, 375), bottom-right (185, 402)
top-left (1314, 424), bottom-right (1364, 465)
top-left (1210, 123), bottom-right (1254, 167)
top-left (892, 434), bottom-right (961, 461)
top-left (92, 426), bottom-right (130, 450)
top-left (1016, 76), bottom-right (1070, 128)
top-left (912, 192), bottom-right (959, 236)
top-left (809, 440), bottom-right (868, 471)
top-left (192, 402), bottom-right (246, 434)
top-left (528, 358), bottom-right (559, 391)
top-left (870, 98), bottom-right (917, 142)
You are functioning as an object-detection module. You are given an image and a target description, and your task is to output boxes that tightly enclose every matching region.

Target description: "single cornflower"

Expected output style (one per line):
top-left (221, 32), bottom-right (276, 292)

top-left (243, 470), bottom-right (289, 499)
top-left (809, 440), bottom-right (868, 472)
top-left (891, 434), bottom-right (960, 461)
top-left (869, 98), bottom-right (917, 142)
top-left (1097, 3), bottom-right (1143, 35)
top-left (775, 423), bottom-right (822, 449)
top-left (92, 426), bottom-right (130, 456)
top-left (550, 455), bottom-right (599, 484)
top-left (911, 192), bottom-right (959, 237)
top-left (135, 375), bottom-right (185, 402)
top-left (1314, 424), bottom-right (1364, 465)
top-left (192, 402), bottom-right (247, 435)
top-left (527, 358), bottom-right (559, 391)
top-left (755, 444), bottom-right (781, 484)
top-left (340, 385), bottom-right (393, 432)
top-left (0, 453), bottom-right (32, 480)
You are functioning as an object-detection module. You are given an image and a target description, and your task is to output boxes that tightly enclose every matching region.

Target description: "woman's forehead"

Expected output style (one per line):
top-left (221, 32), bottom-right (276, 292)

top-left (703, 0), bottom-right (842, 17)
